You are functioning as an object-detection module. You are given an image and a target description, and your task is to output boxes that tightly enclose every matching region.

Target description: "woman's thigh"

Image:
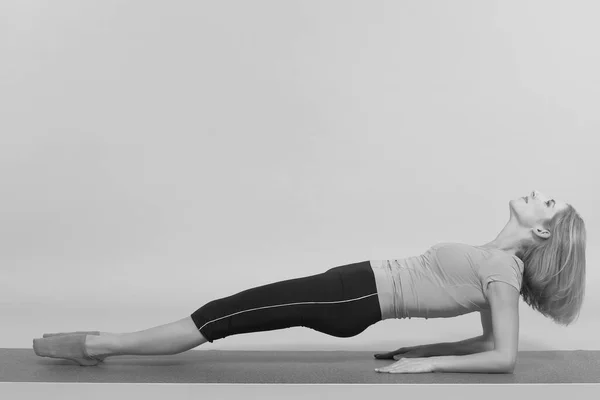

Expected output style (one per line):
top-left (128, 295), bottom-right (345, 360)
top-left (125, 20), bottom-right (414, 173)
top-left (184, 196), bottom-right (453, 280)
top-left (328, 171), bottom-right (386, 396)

top-left (190, 261), bottom-right (383, 343)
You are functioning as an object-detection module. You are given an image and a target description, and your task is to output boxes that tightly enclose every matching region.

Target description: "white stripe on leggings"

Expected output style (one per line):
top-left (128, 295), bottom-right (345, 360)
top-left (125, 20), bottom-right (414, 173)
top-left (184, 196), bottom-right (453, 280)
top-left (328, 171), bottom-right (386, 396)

top-left (197, 292), bottom-right (379, 331)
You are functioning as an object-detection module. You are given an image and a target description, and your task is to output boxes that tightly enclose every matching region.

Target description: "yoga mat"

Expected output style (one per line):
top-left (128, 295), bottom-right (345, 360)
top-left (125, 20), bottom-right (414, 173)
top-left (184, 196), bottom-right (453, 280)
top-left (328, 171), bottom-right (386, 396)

top-left (1, 350), bottom-right (599, 383)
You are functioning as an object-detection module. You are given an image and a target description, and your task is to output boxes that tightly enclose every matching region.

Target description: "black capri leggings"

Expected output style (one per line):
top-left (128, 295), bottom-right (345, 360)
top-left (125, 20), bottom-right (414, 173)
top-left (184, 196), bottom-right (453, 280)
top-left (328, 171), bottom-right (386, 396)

top-left (190, 261), bottom-right (382, 343)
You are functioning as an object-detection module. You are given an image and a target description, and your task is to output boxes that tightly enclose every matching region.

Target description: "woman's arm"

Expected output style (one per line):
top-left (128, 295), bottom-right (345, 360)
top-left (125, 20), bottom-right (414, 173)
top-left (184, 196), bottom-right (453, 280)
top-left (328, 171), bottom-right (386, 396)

top-left (423, 334), bottom-right (494, 356)
top-left (423, 310), bottom-right (495, 356)
top-left (374, 335), bottom-right (493, 360)
top-left (429, 350), bottom-right (512, 373)
top-left (429, 281), bottom-right (520, 373)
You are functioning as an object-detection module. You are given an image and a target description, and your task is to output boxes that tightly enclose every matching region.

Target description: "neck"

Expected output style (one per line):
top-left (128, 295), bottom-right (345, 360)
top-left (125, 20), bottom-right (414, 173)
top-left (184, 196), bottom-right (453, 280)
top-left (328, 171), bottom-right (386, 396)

top-left (480, 218), bottom-right (531, 258)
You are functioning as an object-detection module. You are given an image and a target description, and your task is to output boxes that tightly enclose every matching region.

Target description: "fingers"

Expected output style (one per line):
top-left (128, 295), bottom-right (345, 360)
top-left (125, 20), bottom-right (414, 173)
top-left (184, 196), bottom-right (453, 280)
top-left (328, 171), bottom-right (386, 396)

top-left (375, 358), bottom-right (433, 374)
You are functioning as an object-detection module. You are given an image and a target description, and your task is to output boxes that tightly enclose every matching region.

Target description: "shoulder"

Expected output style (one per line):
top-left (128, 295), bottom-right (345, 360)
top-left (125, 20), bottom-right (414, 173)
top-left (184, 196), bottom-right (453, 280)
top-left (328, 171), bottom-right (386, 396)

top-left (480, 252), bottom-right (523, 273)
top-left (478, 253), bottom-right (524, 297)
top-left (512, 255), bottom-right (525, 274)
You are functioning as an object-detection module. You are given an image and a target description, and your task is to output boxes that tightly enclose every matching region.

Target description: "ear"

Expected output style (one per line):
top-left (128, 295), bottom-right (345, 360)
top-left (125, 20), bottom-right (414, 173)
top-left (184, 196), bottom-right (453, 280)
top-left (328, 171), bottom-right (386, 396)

top-left (532, 226), bottom-right (551, 239)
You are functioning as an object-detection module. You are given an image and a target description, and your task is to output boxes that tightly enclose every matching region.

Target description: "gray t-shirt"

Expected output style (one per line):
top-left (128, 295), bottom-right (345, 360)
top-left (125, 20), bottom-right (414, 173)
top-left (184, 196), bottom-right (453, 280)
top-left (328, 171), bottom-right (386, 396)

top-left (370, 242), bottom-right (524, 320)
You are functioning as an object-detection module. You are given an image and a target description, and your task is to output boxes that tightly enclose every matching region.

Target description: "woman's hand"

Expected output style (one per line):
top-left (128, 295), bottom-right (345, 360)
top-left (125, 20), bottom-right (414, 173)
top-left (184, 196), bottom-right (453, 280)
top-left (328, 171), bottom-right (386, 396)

top-left (375, 357), bottom-right (435, 374)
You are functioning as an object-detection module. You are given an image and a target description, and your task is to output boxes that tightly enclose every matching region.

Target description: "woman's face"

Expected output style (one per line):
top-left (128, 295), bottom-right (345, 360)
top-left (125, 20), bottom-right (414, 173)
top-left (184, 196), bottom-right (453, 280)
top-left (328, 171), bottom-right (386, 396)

top-left (510, 190), bottom-right (569, 228)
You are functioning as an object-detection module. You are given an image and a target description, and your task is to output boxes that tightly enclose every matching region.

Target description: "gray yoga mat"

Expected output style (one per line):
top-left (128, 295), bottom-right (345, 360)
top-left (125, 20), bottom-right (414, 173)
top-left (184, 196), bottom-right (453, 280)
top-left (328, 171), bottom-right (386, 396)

top-left (1, 349), bottom-right (598, 383)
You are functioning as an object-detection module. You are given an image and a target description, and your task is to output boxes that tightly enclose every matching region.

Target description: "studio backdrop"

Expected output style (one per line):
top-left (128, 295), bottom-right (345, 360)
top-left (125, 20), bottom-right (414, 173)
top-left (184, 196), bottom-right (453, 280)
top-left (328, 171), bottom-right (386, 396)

top-left (0, 0), bottom-right (598, 351)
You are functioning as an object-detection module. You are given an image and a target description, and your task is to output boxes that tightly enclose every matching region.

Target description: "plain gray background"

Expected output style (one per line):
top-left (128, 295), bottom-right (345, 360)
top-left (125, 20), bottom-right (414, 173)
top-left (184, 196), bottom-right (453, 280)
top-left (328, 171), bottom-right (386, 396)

top-left (1, 0), bottom-right (598, 351)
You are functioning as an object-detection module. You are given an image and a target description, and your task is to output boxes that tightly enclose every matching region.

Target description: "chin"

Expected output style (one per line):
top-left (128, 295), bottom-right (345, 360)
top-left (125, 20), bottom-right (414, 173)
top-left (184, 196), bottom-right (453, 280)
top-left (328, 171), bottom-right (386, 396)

top-left (508, 200), bottom-right (520, 216)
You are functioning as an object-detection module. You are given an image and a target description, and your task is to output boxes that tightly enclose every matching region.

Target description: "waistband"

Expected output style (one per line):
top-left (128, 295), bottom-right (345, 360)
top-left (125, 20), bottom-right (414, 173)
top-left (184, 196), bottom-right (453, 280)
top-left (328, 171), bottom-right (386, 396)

top-left (369, 260), bottom-right (397, 320)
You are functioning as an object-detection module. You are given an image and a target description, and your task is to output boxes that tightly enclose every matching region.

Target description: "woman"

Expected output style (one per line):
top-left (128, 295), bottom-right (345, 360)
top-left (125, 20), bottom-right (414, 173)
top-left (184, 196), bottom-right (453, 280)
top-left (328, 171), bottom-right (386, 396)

top-left (33, 190), bottom-right (586, 374)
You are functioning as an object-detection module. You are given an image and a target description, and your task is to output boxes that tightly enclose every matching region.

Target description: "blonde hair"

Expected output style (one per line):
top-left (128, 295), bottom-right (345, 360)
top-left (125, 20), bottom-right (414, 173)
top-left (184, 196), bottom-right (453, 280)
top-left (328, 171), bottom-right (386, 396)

top-left (519, 204), bottom-right (587, 326)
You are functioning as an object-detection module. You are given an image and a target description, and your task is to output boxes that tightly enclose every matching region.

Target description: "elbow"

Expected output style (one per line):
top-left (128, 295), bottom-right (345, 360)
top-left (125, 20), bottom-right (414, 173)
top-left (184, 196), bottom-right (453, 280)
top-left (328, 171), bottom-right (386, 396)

top-left (494, 351), bottom-right (516, 374)
top-left (503, 363), bottom-right (515, 374)
top-left (503, 356), bottom-right (517, 374)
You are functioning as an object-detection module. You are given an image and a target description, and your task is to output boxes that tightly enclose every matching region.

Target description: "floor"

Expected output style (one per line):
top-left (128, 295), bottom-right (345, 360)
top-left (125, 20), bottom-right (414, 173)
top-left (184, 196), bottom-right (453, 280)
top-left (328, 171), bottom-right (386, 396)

top-left (1, 350), bottom-right (599, 384)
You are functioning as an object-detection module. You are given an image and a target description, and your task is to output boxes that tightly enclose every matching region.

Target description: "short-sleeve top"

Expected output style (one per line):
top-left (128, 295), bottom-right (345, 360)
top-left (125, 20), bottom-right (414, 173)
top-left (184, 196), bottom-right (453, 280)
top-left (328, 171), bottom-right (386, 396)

top-left (370, 242), bottom-right (524, 320)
